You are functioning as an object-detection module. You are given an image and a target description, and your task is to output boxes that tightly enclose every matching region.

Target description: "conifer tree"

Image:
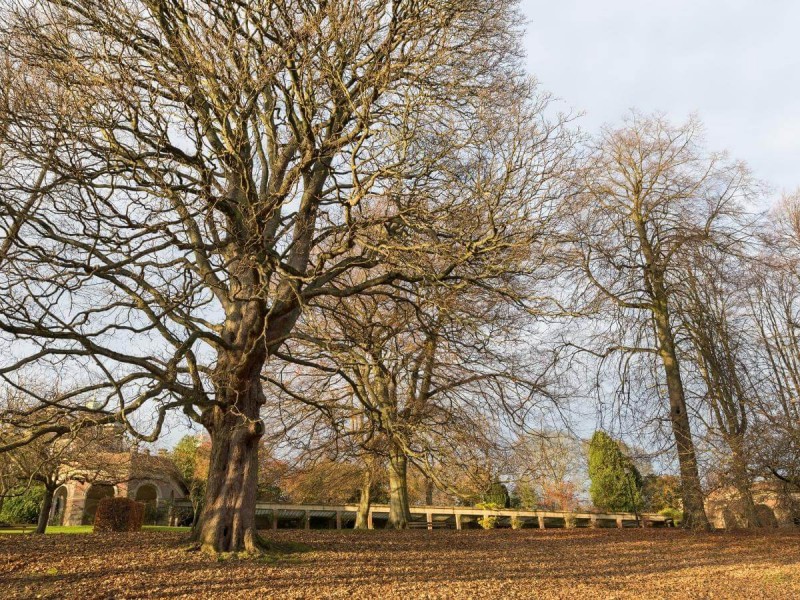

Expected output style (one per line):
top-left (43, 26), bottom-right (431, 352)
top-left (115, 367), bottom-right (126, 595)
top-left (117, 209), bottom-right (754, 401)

top-left (588, 431), bottom-right (643, 513)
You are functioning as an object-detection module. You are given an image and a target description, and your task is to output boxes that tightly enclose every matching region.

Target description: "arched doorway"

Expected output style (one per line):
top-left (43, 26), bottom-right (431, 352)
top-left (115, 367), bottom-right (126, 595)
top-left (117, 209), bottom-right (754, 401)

top-left (135, 484), bottom-right (159, 524)
top-left (49, 486), bottom-right (69, 526)
top-left (82, 484), bottom-right (115, 525)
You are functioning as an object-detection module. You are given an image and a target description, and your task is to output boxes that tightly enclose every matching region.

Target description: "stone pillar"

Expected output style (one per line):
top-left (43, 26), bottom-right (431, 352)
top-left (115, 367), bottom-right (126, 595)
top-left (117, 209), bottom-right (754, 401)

top-left (367, 509), bottom-right (374, 530)
top-left (426, 511), bottom-right (433, 530)
top-left (616, 517), bottom-right (623, 529)
top-left (537, 515), bottom-right (545, 529)
top-left (590, 515), bottom-right (598, 528)
top-left (335, 511), bottom-right (342, 530)
top-left (64, 481), bottom-right (85, 526)
top-left (304, 510), bottom-right (310, 530)
top-left (272, 511), bottom-right (278, 530)
top-left (455, 514), bottom-right (462, 531)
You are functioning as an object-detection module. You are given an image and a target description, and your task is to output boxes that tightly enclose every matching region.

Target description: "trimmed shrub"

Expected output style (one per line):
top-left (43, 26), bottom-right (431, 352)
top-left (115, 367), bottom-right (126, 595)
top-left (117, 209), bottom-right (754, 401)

top-left (510, 515), bottom-right (524, 530)
top-left (93, 497), bottom-right (145, 532)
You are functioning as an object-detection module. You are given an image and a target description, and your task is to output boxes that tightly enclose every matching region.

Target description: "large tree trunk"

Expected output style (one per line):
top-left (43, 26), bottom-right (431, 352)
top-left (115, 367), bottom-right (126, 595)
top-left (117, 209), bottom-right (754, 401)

top-left (35, 485), bottom-right (54, 535)
top-left (354, 466), bottom-right (373, 529)
top-left (387, 442), bottom-right (412, 529)
top-left (195, 346), bottom-right (264, 553)
top-left (730, 441), bottom-right (759, 528)
top-left (653, 309), bottom-right (711, 530)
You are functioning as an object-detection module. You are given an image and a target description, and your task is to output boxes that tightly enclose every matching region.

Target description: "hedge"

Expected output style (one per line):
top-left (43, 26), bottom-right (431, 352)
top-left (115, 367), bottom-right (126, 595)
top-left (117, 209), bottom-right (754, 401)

top-left (93, 497), bottom-right (145, 532)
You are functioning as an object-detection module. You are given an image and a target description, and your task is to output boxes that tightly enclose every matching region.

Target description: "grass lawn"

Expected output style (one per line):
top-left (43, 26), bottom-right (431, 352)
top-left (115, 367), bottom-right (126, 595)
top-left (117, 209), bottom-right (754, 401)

top-left (0, 525), bottom-right (190, 535)
top-left (1, 528), bottom-right (800, 599)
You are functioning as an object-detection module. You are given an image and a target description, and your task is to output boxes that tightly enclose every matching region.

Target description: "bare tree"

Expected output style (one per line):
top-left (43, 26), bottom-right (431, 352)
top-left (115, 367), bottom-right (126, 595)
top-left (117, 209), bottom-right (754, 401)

top-left (508, 430), bottom-right (586, 511)
top-left (262, 73), bottom-right (571, 528)
top-left (0, 0), bottom-right (526, 552)
top-left (680, 249), bottom-right (760, 526)
top-left (746, 219), bottom-right (800, 490)
top-left (564, 113), bottom-right (758, 529)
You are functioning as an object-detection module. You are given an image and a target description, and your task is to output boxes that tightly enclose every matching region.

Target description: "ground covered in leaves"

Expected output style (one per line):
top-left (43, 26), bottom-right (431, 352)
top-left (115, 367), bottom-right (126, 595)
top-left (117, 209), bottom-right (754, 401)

top-left (1, 528), bottom-right (799, 599)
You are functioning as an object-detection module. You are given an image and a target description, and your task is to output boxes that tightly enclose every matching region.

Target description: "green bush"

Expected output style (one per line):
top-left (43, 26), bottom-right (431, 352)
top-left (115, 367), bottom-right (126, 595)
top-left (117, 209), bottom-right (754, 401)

top-left (659, 507), bottom-right (683, 526)
top-left (510, 515), bottom-right (524, 530)
top-left (588, 431), bottom-right (643, 512)
top-left (0, 485), bottom-right (45, 525)
top-left (476, 502), bottom-right (502, 529)
top-left (482, 482), bottom-right (510, 508)
top-left (93, 497), bottom-right (145, 532)
top-left (642, 474), bottom-right (682, 513)
top-left (511, 480), bottom-right (538, 511)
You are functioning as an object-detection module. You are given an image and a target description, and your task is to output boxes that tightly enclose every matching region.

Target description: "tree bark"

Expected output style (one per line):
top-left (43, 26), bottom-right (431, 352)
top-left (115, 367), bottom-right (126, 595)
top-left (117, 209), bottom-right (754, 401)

top-left (387, 441), bottom-right (412, 529)
top-left (637, 218), bottom-right (710, 530)
top-left (730, 441), bottom-right (759, 528)
top-left (425, 476), bottom-right (434, 506)
top-left (194, 327), bottom-right (267, 553)
top-left (354, 467), bottom-right (372, 530)
top-left (35, 485), bottom-right (54, 535)
top-left (653, 308), bottom-right (711, 530)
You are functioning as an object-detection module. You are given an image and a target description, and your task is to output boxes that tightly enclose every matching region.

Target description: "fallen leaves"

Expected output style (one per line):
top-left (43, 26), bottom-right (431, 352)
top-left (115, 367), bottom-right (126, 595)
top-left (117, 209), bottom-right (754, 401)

top-left (1, 528), bottom-right (799, 599)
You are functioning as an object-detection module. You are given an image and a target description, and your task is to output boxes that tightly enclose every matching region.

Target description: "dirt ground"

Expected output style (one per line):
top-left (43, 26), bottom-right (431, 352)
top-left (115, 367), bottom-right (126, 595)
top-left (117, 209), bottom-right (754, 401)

top-left (1, 528), bottom-right (799, 599)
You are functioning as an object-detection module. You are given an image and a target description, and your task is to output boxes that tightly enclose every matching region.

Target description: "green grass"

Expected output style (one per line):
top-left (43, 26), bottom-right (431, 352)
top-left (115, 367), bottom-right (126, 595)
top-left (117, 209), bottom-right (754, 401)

top-left (0, 525), bottom-right (190, 535)
top-left (143, 525), bottom-right (191, 532)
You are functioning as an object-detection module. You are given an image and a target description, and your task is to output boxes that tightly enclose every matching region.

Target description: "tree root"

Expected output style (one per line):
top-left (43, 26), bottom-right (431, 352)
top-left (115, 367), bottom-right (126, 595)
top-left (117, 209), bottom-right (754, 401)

top-left (185, 531), bottom-right (311, 560)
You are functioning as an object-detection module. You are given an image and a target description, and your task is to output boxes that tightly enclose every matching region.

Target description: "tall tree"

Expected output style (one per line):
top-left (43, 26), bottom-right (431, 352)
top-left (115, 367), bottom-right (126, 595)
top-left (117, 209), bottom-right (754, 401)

top-left (681, 250), bottom-right (760, 526)
top-left (746, 197), bottom-right (800, 490)
top-left (565, 113), bottom-right (757, 528)
top-left (0, 0), bottom-right (525, 552)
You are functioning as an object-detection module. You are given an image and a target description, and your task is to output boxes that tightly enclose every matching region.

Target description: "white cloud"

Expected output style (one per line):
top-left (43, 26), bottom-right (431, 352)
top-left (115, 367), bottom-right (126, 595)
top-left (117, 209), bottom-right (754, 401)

top-left (520, 0), bottom-right (800, 195)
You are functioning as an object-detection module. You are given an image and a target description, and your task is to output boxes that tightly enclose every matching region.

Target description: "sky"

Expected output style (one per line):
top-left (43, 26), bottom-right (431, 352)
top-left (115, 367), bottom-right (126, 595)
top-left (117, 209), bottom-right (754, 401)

top-left (520, 0), bottom-right (800, 200)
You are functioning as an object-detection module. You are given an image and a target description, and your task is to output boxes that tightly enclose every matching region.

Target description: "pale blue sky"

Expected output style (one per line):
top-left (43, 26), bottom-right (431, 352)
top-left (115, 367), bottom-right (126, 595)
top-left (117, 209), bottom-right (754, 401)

top-left (521, 0), bottom-right (800, 197)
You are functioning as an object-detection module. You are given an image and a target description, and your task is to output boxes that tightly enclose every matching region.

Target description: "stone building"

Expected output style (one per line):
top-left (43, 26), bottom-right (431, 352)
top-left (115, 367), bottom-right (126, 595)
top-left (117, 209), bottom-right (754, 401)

top-left (49, 448), bottom-right (187, 526)
top-left (705, 482), bottom-right (800, 529)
